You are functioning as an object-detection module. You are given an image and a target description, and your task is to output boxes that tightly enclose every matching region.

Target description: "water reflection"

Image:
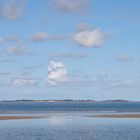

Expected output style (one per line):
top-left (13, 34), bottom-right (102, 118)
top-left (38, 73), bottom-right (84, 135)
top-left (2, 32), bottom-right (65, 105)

top-left (0, 113), bottom-right (140, 140)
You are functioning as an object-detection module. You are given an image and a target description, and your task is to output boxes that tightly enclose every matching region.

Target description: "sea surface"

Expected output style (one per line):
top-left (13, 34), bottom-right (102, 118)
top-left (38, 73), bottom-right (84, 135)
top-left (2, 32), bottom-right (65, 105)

top-left (0, 101), bottom-right (140, 113)
top-left (0, 101), bottom-right (140, 140)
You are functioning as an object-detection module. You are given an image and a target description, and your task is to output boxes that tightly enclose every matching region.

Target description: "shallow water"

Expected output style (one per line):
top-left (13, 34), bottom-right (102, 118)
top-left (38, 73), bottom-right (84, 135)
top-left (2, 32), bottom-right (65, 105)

top-left (0, 114), bottom-right (140, 140)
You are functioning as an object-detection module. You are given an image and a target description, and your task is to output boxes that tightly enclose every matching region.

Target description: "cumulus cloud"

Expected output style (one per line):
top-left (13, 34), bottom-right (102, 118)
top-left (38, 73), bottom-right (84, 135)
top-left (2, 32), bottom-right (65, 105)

top-left (47, 61), bottom-right (98, 87)
top-left (76, 23), bottom-right (92, 32)
top-left (117, 54), bottom-right (133, 62)
top-left (11, 78), bottom-right (38, 86)
top-left (30, 32), bottom-right (66, 42)
top-left (73, 29), bottom-right (106, 48)
top-left (47, 61), bottom-right (68, 85)
top-left (4, 44), bottom-right (31, 55)
top-left (50, 0), bottom-right (90, 14)
top-left (0, 0), bottom-right (25, 20)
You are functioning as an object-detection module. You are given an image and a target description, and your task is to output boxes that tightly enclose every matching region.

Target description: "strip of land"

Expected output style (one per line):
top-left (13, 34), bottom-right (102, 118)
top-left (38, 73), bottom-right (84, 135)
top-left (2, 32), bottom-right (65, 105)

top-left (0, 116), bottom-right (46, 120)
top-left (92, 114), bottom-right (140, 118)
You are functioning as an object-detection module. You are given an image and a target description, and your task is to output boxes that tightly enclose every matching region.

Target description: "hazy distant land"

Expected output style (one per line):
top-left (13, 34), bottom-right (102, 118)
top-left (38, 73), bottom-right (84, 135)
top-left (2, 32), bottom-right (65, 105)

top-left (0, 99), bottom-right (132, 103)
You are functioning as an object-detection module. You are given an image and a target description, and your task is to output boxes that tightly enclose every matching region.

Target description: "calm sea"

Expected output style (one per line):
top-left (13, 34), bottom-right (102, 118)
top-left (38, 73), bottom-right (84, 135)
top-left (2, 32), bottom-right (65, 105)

top-left (0, 101), bottom-right (140, 140)
top-left (0, 101), bottom-right (140, 113)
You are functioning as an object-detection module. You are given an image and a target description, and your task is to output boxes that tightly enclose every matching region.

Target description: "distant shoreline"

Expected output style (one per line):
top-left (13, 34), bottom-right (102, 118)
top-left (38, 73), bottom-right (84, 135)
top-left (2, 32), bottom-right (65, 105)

top-left (0, 99), bottom-right (136, 103)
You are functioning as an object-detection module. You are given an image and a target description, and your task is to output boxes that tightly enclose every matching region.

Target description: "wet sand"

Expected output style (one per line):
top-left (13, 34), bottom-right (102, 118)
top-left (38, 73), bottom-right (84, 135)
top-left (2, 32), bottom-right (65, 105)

top-left (1, 113), bottom-right (140, 120)
top-left (0, 116), bottom-right (46, 120)
top-left (92, 114), bottom-right (140, 118)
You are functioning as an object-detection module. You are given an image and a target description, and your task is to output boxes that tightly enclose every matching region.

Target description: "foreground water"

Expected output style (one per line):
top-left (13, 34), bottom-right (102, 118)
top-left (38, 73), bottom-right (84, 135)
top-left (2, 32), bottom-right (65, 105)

top-left (0, 101), bottom-right (140, 140)
top-left (0, 114), bottom-right (140, 140)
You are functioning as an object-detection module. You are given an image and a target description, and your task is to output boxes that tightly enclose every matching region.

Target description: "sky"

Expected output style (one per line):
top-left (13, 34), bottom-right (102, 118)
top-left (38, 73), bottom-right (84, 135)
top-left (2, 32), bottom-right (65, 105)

top-left (0, 0), bottom-right (140, 100)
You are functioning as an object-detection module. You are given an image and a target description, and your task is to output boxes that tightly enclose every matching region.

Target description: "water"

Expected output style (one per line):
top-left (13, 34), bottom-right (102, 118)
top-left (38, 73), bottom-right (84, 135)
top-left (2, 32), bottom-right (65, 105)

top-left (0, 116), bottom-right (140, 140)
top-left (0, 101), bottom-right (140, 140)
top-left (0, 101), bottom-right (140, 113)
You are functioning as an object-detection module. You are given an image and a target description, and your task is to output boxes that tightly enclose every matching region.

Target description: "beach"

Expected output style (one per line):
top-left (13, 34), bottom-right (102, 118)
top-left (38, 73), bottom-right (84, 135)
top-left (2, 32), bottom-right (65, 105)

top-left (0, 115), bottom-right (46, 120)
top-left (1, 113), bottom-right (140, 120)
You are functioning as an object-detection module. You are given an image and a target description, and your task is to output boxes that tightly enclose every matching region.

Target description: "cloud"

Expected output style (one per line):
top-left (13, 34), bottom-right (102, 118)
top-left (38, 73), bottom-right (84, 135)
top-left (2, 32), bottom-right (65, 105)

top-left (24, 89), bottom-right (34, 94)
top-left (0, 0), bottom-right (25, 20)
top-left (11, 78), bottom-right (38, 86)
top-left (73, 29), bottom-right (106, 48)
top-left (0, 70), bottom-right (11, 75)
top-left (110, 80), bottom-right (136, 89)
top-left (117, 54), bottom-right (133, 62)
top-left (76, 23), bottom-right (92, 32)
top-left (30, 32), bottom-right (66, 42)
top-left (47, 61), bottom-right (68, 85)
top-left (50, 0), bottom-right (90, 14)
top-left (23, 64), bottom-right (43, 70)
top-left (30, 32), bottom-right (48, 42)
top-left (0, 77), bottom-right (38, 87)
top-left (0, 37), bottom-right (4, 44)
top-left (0, 52), bottom-right (15, 63)
top-left (46, 62), bottom-right (139, 89)
top-left (20, 71), bottom-right (31, 77)
top-left (6, 35), bottom-right (20, 42)
top-left (0, 35), bottom-right (20, 45)
top-left (98, 71), bottom-right (109, 79)
top-left (4, 43), bottom-right (31, 55)
top-left (48, 52), bottom-right (87, 59)
top-left (47, 62), bottom-right (98, 87)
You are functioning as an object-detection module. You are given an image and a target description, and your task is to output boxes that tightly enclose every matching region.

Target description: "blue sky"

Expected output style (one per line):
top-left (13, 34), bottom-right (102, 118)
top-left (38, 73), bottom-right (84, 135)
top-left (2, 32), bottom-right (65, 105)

top-left (0, 0), bottom-right (140, 100)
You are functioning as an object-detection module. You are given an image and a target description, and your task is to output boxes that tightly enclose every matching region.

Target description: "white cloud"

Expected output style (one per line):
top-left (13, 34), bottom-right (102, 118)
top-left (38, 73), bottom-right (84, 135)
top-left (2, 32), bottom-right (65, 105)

top-left (47, 61), bottom-right (67, 85)
top-left (30, 32), bottom-right (66, 42)
top-left (0, 35), bottom-right (19, 45)
top-left (111, 80), bottom-right (135, 88)
top-left (30, 32), bottom-right (48, 42)
top-left (6, 35), bottom-right (20, 42)
top-left (98, 71), bottom-right (109, 79)
top-left (73, 29), bottom-right (105, 48)
top-left (0, 0), bottom-right (25, 20)
top-left (0, 70), bottom-right (11, 75)
top-left (20, 71), bottom-right (31, 77)
top-left (1, 58), bottom-right (14, 63)
top-left (49, 52), bottom-right (87, 59)
top-left (11, 78), bottom-right (38, 86)
top-left (23, 64), bottom-right (43, 70)
top-left (50, 0), bottom-right (90, 14)
top-left (5, 44), bottom-right (31, 55)
top-left (24, 89), bottom-right (34, 94)
top-left (117, 54), bottom-right (132, 62)
top-left (76, 23), bottom-right (92, 32)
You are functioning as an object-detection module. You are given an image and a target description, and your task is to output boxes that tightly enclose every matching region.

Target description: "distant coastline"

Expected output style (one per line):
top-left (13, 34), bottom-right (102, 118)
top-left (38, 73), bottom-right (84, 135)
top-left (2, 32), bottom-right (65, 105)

top-left (0, 99), bottom-right (135, 103)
